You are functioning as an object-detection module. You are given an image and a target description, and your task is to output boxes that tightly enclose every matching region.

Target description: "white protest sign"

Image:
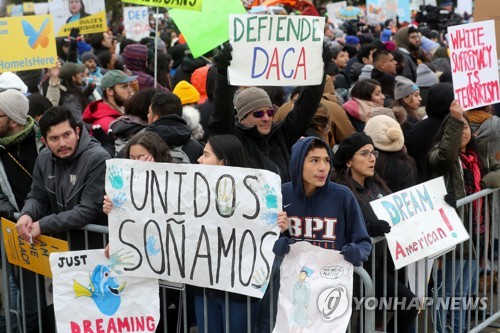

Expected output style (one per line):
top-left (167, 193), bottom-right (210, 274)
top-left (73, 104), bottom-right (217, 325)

top-left (228, 14), bottom-right (325, 86)
top-left (456, 0), bottom-right (473, 15)
top-left (273, 242), bottom-right (353, 333)
top-left (447, 20), bottom-right (500, 110)
top-left (124, 6), bottom-right (150, 42)
top-left (105, 159), bottom-right (281, 299)
top-left (370, 177), bottom-right (469, 270)
top-left (326, 1), bottom-right (347, 26)
top-left (50, 250), bottom-right (160, 333)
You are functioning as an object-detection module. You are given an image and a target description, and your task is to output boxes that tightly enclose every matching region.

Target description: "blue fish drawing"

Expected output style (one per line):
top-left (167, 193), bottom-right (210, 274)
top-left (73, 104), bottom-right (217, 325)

top-left (73, 264), bottom-right (126, 316)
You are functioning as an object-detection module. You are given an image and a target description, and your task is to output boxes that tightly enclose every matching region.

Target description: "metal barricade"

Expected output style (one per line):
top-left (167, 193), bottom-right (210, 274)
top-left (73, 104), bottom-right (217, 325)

top-left (4, 188), bottom-right (498, 332)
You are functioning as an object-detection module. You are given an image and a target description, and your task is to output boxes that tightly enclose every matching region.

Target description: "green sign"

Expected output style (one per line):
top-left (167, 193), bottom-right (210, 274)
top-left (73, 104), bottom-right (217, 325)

top-left (121, 0), bottom-right (202, 12)
top-left (169, 0), bottom-right (247, 58)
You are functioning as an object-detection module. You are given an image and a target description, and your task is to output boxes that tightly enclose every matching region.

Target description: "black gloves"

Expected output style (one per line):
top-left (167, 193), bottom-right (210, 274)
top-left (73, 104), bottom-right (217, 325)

top-left (92, 126), bottom-right (115, 157)
top-left (69, 27), bottom-right (80, 40)
top-left (366, 220), bottom-right (391, 237)
top-left (82, 82), bottom-right (96, 97)
top-left (272, 237), bottom-right (295, 257)
top-left (213, 43), bottom-right (233, 75)
top-left (0, 210), bottom-right (15, 221)
top-left (322, 42), bottom-right (334, 68)
top-left (444, 190), bottom-right (457, 208)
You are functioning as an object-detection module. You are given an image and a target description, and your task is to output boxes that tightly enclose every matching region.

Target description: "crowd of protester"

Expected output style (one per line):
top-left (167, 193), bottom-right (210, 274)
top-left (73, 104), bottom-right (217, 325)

top-left (0, 1), bottom-right (500, 332)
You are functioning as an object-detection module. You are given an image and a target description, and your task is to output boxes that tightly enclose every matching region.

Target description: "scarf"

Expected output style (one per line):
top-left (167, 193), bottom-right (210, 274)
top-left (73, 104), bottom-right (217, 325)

top-left (343, 98), bottom-right (380, 122)
top-left (460, 149), bottom-right (484, 234)
top-left (0, 116), bottom-right (35, 147)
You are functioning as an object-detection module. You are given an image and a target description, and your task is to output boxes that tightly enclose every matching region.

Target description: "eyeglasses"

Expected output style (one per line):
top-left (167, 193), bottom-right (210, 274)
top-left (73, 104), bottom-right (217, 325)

top-left (0, 115), bottom-right (7, 118)
top-left (355, 150), bottom-right (379, 159)
top-left (252, 109), bottom-right (275, 118)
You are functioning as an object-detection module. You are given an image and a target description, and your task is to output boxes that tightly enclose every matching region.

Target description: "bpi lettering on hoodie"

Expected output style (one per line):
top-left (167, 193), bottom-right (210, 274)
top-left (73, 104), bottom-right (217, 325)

top-left (288, 216), bottom-right (337, 249)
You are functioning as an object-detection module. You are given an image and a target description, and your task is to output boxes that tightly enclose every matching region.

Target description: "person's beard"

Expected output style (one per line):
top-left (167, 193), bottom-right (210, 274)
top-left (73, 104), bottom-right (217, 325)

top-left (114, 92), bottom-right (126, 107)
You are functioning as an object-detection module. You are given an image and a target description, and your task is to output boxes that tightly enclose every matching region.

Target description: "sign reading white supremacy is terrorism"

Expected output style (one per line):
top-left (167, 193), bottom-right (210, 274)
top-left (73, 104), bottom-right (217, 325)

top-left (370, 177), bottom-right (469, 270)
top-left (273, 242), bottom-right (353, 333)
top-left (447, 20), bottom-right (500, 110)
top-left (50, 250), bottom-right (160, 333)
top-left (228, 14), bottom-right (325, 86)
top-left (105, 159), bottom-right (281, 299)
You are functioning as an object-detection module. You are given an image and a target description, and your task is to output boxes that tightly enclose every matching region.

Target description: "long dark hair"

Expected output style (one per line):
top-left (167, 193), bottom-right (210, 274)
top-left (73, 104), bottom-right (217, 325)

top-left (71, 0), bottom-right (87, 16)
top-left (350, 79), bottom-right (381, 101)
top-left (375, 150), bottom-right (417, 191)
top-left (207, 135), bottom-right (249, 168)
top-left (432, 113), bottom-right (477, 153)
top-left (124, 132), bottom-right (172, 163)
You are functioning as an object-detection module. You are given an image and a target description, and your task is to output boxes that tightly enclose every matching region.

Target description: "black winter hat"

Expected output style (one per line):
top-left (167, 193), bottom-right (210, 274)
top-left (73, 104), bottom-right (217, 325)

top-left (425, 82), bottom-right (454, 120)
top-left (333, 133), bottom-right (374, 170)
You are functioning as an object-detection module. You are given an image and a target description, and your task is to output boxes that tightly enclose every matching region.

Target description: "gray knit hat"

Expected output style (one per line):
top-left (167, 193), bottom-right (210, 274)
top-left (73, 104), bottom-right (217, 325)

top-left (0, 89), bottom-right (29, 125)
top-left (235, 87), bottom-right (272, 121)
top-left (394, 76), bottom-right (419, 100)
top-left (416, 64), bottom-right (438, 88)
top-left (81, 51), bottom-right (98, 63)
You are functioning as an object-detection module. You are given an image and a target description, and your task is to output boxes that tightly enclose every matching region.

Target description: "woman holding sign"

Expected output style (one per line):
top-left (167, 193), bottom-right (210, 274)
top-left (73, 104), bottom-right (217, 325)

top-left (428, 100), bottom-right (500, 333)
top-left (332, 133), bottom-right (418, 333)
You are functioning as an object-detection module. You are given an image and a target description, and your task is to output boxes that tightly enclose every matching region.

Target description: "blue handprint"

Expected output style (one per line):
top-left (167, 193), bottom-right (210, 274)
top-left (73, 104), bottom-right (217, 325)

top-left (108, 166), bottom-right (124, 189)
top-left (146, 236), bottom-right (160, 256)
top-left (112, 192), bottom-right (127, 209)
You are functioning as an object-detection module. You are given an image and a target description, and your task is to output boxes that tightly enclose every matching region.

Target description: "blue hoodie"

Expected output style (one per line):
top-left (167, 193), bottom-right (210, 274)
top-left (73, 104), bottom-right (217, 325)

top-left (282, 137), bottom-right (371, 265)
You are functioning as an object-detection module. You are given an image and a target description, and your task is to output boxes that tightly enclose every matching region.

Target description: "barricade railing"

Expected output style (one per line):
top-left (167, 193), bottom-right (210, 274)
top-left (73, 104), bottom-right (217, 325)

top-left (1, 188), bottom-right (497, 332)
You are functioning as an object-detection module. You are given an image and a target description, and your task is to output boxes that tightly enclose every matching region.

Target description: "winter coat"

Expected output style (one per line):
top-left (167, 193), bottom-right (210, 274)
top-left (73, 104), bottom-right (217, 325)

top-left (82, 100), bottom-right (121, 132)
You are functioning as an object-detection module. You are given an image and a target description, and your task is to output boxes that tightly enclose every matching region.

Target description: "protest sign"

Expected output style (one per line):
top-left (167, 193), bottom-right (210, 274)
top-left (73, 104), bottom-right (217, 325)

top-left (34, 2), bottom-right (50, 15)
top-left (456, 0), bottom-right (472, 15)
top-left (366, 0), bottom-right (398, 23)
top-left (326, 1), bottom-right (347, 26)
top-left (370, 177), bottom-right (469, 270)
top-left (447, 20), bottom-right (500, 110)
top-left (105, 159), bottom-right (281, 299)
top-left (228, 14), bottom-right (325, 86)
top-left (121, 0), bottom-right (202, 11)
top-left (124, 6), bottom-right (150, 41)
top-left (0, 15), bottom-right (57, 72)
top-left (473, 0), bottom-right (500, 60)
top-left (50, 249), bottom-right (160, 333)
top-left (48, 0), bottom-right (107, 37)
top-left (169, 0), bottom-right (247, 58)
top-left (2, 218), bottom-right (68, 277)
top-left (23, 2), bottom-right (35, 15)
top-left (273, 242), bottom-right (353, 333)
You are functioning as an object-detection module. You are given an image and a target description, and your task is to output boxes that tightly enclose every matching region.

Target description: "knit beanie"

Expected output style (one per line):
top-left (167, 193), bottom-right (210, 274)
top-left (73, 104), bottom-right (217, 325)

top-left (234, 87), bottom-right (272, 121)
top-left (81, 51), bottom-right (98, 63)
top-left (333, 133), bottom-right (374, 170)
top-left (0, 89), bottom-right (29, 125)
top-left (364, 115), bottom-right (404, 152)
top-left (345, 35), bottom-right (360, 45)
top-left (173, 80), bottom-right (200, 105)
top-left (0, 72), bottom-right (28, 93)
top-left (394, 76), bottom-right (419, 100)
top-left (416, 64), bottom-right (438, 88)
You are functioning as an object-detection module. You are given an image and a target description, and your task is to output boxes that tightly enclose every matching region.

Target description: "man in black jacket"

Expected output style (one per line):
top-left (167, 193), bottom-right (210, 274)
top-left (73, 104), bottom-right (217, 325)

top-left (209, 44), bottom-right (330, 183)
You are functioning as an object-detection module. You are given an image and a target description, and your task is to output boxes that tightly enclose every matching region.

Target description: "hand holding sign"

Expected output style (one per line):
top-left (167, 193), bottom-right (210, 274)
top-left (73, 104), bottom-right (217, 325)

top-left (449, 100), bottom-right (465, 120)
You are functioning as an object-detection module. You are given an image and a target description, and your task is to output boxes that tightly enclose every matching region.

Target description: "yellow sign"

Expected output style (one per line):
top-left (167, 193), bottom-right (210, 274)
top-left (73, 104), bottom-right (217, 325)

top-left (56, 11), bottom-right (108, 37)
top-left (2, 218), bottom-right (69, 278)
top-left (0, 15), bottom-right (57, 72)
top-left (23, 2), bottom-right (35, 14)
top-left (121, 0), bottom-right (202, 12)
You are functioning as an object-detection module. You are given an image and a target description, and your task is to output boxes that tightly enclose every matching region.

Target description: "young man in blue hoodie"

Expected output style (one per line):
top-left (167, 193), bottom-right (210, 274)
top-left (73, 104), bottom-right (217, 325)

top-left (282, 136), bottom-right (371, 264)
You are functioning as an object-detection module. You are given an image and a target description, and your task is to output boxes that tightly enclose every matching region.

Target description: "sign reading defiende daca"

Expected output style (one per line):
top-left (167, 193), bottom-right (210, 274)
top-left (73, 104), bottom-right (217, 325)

top-left (0, 15), bottom-right (57, 72)
top-left (447, 20), bottom-right (500, 110)
top-left (228, 14), bottom-right (325, 86)
top-left (370, 177), bottom-right (469, 270)
top-left (105, 159), bottom-right (282, 299)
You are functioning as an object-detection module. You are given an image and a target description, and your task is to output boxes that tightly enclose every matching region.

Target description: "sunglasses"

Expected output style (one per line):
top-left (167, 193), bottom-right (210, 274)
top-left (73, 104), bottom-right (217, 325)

top-left (252, 109), bottom-right (275, 118)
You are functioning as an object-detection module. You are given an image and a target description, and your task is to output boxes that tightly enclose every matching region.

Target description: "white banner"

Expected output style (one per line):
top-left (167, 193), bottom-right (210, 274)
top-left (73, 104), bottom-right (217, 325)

top-left (326, 1), bottom-right (347, 26)
top-left (447, 20), bottom-right (500, 110)
top-left (50, 250), bottom-right (160, 333)
top-left (228, 14), bottom-right (325, 86)
top-left (124, 6), bottom-right (150, 42)
top-left (370, 177), bottom-right (470, 270)
top-left (105, 159), bottom-right (281, 299)
top-left (273, 242), bottom-right (353, 333)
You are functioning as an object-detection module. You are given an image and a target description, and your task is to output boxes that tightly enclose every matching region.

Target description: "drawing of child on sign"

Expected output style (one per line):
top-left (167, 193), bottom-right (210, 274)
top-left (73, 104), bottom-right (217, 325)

top-left (291, 266), bottom-right (313, 332)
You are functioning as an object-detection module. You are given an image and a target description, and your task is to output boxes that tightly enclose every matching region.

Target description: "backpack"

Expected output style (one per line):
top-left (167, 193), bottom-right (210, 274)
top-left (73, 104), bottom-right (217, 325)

top-left (169, 145), bottom-right (190, 164)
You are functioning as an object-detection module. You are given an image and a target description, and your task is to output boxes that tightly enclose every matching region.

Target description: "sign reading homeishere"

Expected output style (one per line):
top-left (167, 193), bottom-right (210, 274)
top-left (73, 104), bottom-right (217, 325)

top-left (228, 14), bottom-right (325, 86)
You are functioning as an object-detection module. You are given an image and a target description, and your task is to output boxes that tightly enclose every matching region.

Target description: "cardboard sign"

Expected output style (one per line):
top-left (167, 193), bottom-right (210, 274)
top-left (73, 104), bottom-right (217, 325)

top-left (105, 159), bottom-right (281, 299)
top-left (48, 0), bottom-right (107, 37)
top-left (273, 242), bottom-right (353, 333)
top-left (50, 250), bottom-right (160, 333)
top-left (228, 14), bottom-right (325, 86)
top-left (370, 177), bottom-right (470, 270)
top-left (0, 15), bottom-right (57, 72)
top-left (121, 0), bottom-right (202, 11)
top-left (169, 0), bottom-right (247, 58)
top-left (473, 0), bottom-right (500, 61)
top-left (2, 218), bottom-right (68, 278)
top-left (447, 20), bottom-right (500, 110)
top-left (124, 6), bottom-right (150, 42)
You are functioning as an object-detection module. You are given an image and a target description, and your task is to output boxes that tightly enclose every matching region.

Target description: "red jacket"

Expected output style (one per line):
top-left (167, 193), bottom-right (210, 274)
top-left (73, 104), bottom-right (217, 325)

top-left (82, 100), bottom-right (121, 132)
